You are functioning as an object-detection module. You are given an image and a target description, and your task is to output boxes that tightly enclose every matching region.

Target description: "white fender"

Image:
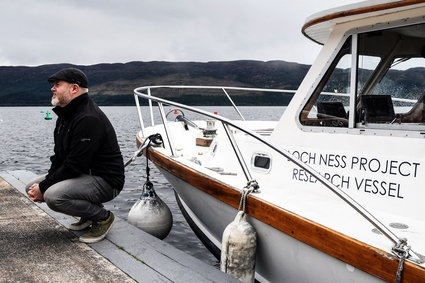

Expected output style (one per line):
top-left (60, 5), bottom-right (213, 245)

top-left (128, 190), bottom-right (173, 240)
top-left (220, 211), bottom-right (257, 283)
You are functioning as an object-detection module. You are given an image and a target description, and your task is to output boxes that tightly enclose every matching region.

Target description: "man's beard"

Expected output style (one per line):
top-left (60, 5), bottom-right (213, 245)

top-left (51, 91), bottom-right (71, 107)
top-left (51, 97), bottom-right (60, 106)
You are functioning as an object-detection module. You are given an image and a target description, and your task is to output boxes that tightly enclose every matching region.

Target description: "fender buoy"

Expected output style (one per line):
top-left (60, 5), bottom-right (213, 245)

top-left (128, 181), bottom-right (172, 239)
top-left (220, 211), bottom-right (257, 283)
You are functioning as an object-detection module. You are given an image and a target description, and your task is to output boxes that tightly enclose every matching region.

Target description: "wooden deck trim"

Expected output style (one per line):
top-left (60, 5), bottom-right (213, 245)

top-left (137, 136), bottom-right (425, 282)
top-left (302, 0), bottom-right (425, 44)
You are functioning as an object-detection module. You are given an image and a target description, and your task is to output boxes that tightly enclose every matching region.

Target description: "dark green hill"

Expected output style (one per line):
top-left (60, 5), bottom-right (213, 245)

top-left (0, 60), bottom-right (309, 106)
top-left (2, 60), bottom-right (424, 106)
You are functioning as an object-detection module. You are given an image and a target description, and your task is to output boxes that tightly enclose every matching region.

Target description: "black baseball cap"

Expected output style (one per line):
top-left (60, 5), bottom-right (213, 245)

top-left (48, 68), bottom-right (88, 88)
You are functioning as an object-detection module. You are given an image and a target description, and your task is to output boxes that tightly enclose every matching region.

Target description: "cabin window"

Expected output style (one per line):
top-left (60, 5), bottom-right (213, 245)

top-left (357, 23), bottom-right (425, 128)
top-left (357, 55), bottom-right (380, 93)
top-left (300, 38), bottom-right (352, 127)
top-left (300, 22), bottom-right (425, 131)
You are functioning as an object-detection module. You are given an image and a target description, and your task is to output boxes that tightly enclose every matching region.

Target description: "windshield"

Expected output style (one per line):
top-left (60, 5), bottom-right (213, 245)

top-left (300, 22), bottom-right (425, 131)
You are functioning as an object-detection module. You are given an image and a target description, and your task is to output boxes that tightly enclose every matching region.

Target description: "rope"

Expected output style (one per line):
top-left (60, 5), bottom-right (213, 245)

top-left (145, 138), bottom-right (151, 183)
top-left (140, 134), bottom-right (163, 199)
top-left (238, 180), bottom-right (259, 212)
top-left (141, 137), bottom-right (153, 198)
top-left (122, 134), bottom-right (163, 198)
top-left (124, 133), bottom-right (163, 168)
top-left (394, 255), bottom-right (406, 283)
top-left (392, 238), bottom-right (410, 283)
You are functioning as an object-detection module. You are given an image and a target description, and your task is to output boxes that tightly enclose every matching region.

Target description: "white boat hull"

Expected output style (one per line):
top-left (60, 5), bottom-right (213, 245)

top-left (159, 167), bottom-right (384, 283)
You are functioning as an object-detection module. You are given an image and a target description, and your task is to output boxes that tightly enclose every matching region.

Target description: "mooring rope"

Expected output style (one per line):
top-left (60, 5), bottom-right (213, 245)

top-left (123, 133), bottom-right (164, 199)
top-left (124, 133), bottom-right (163, 168)
top-left (392, 238), bottom-right (410, 283)
top-left (238, 180), bottom-right (259, 212)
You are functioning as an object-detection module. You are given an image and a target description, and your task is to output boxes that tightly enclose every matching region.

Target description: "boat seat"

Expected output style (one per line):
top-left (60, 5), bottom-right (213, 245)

top-left (361, 95), bottom-right (395, 123)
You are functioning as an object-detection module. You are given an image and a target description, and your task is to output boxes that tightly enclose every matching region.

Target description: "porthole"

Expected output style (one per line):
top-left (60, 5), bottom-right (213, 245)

top-left (252, 153), bottom-right (272, 173)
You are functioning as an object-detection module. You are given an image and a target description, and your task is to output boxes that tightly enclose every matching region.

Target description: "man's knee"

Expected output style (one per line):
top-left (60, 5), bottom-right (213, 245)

top-left (43, 189), bottom-right (66, 212)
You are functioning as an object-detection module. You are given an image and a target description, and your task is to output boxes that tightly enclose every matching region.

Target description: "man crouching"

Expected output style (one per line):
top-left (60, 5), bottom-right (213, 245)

top-left (26, 67), bottom-right (125, 243)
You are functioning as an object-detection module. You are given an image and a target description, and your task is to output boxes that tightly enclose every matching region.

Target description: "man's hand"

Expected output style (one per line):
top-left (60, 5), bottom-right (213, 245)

top-left (27, 184), bottom-right (44, 203)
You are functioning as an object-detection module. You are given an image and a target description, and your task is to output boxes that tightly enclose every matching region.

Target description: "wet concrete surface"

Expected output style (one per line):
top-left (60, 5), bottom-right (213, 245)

top-left (0, 177), bottom-right (133, 282)
top-left (0, 170), bottom-right (239, 283)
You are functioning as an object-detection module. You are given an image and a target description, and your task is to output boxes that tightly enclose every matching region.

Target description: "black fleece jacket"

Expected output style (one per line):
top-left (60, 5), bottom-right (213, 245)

top-left (39, 93), bottom-right (125, 193)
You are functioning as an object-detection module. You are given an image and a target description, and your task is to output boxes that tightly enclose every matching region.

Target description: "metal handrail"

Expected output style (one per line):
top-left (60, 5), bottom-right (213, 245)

top-left (133, 85), bottom-right (420, 262)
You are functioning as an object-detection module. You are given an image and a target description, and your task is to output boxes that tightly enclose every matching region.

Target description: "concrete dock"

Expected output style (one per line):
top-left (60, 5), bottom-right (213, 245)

top-left (0, 170), bottom-right (239, 283)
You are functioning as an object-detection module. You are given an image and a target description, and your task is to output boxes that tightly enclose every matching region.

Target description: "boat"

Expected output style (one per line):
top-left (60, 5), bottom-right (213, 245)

top-left (132, 1), bottom-right (425, 282)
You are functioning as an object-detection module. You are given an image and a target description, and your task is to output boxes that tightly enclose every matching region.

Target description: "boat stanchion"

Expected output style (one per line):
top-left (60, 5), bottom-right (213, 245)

top-left (220, 181), bottom-right (258, 283)
top-left (126, 134), bottom-right (173, 240)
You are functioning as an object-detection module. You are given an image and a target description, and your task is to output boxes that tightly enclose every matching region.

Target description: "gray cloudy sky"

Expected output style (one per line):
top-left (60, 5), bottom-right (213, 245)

top-left (0, 0), bottom-right (358, 66)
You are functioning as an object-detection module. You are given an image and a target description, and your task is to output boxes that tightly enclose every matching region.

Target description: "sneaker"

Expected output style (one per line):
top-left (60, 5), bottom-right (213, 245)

top-left (69, 218), bottom-right (92, 231)
top-left (79, 212), bottom-right (115, 243)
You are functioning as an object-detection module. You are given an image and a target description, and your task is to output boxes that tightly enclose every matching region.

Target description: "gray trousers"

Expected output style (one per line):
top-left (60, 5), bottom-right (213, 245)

top-left (26, 174), bottom-right (119, 222)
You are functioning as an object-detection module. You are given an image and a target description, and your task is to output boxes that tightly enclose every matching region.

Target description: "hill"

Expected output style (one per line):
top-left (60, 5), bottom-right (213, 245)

top-left (0, 60), bottom-right (309, 106)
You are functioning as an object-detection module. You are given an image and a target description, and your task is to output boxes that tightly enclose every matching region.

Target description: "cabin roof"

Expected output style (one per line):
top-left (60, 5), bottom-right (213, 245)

top-left (302, 0), bottom-right (425, 45)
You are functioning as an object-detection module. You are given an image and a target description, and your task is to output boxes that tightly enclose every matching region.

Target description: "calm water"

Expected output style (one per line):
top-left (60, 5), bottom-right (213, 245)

top-left (0, 105), bottom-right (284, 266)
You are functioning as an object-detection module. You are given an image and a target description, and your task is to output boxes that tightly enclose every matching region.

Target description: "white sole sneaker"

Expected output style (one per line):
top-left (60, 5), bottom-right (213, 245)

top-left (69, 218), bottom-right (93, 231)
top-left (79, 212), bottom-right (115, 243)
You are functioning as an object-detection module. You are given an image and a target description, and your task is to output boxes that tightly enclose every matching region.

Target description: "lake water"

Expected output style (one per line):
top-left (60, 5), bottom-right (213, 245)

top-left (0, 105), bottom-right (284, 267)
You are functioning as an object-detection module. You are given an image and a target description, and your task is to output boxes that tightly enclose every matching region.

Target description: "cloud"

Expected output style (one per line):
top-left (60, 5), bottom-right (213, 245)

top-left (0, 0), bottom-right (358, 66)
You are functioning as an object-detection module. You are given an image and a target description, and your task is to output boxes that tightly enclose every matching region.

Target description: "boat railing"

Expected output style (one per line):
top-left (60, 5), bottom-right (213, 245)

top-left (133, 85), bottom-right (421, 263)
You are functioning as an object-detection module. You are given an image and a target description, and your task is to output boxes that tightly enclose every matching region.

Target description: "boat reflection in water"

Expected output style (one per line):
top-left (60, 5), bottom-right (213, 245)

top-left (132, 1), bottom-right (425, 282)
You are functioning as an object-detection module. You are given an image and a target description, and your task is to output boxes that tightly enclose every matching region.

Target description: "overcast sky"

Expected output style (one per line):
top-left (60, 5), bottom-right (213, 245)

top-left (0, 0), bottom-right (360, 67)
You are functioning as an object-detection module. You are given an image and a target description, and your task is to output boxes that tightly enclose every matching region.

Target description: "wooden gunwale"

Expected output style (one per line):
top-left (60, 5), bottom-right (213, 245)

top-left (302, 0), bottom-right (425, 44)
top-left (137, 135), bottom-right (425, 282)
